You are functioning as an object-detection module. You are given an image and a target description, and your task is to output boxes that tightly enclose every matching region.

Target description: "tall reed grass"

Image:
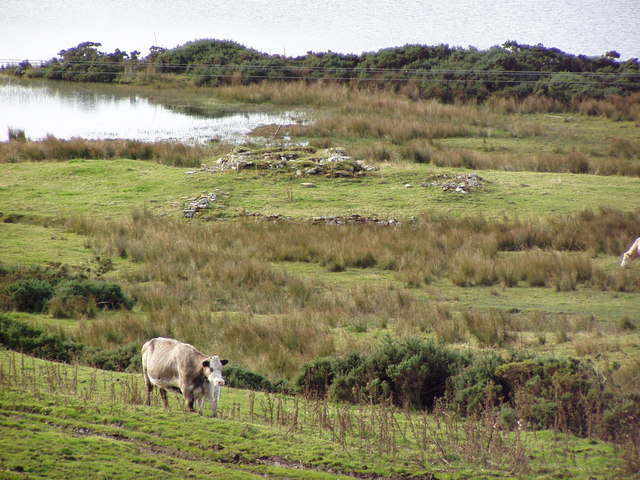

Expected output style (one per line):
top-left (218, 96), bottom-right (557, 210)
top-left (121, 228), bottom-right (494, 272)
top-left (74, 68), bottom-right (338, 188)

top-left (59, 206), bottom-right (640, 379)
top-left (0, 136), bottom-right (218, 167)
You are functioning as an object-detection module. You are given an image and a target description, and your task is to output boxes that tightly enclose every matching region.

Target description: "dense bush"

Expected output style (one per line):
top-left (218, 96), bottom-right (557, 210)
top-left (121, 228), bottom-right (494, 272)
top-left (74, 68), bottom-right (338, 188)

top-left (0, 314), bottom-right (82, 362)
top-left (1, 265), bottom-right (134, 318)
top-left (4, 279), bottom-right (54, 313)
top-left (295, 336), bottom-right (612, 437)
top-left (223, 364), bottom-right (290, 393)
top-left (17, 39), bottom-right (640, 102)
top-left (495, 356), bottom-right (605, 435)
top-left (294, 354), bottom-right (363, 399)
top-left (49, 280), bottom-right (134, 318)
top-left (296, 337), bottom-right (465, 409)
top-left (84, 342), bottom-right (141, 372)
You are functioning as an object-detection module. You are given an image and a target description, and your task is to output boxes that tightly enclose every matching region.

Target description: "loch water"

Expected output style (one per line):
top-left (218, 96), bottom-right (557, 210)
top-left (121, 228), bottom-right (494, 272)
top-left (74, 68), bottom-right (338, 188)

top-left (0, 77), bottom-right (306, 144)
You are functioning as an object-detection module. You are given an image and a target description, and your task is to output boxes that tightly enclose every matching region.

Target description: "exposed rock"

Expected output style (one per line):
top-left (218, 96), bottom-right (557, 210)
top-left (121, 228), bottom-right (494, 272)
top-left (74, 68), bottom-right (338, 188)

top-left (421, 172), bottom-right (485, 194)
top-left (311, 214), bottom-right (400, 227)
top-left (188, 146), bottom-right (378, 178)
top-left (183, 192), bottom-right (218, 218)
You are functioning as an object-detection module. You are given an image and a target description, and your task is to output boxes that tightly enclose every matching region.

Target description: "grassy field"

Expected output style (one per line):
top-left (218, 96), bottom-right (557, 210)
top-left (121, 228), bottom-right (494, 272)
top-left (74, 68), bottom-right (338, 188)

top-left (2, 158), bottom-right (639, 220)
top-left (1, 80), bottom-right (640, 479)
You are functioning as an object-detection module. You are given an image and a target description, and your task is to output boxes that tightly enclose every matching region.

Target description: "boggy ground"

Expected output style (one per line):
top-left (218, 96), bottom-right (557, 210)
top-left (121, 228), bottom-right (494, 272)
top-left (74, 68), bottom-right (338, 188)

top-left (0, 80), bottom-right (639, 479)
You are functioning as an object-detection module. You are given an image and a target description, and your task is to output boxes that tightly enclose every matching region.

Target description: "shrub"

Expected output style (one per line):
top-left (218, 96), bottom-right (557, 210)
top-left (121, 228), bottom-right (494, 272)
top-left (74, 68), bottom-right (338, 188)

top-left (223, 364), bottom-right (282, 392)
top-left (449, 352), bottom-right (511, 414)
top-left (296, 338), bottom-right (466, 409)
top-left (0, 314), bottom-right (82, 362)
top-left (495, 356), bottom-right (605, 434)
top-left (84, 343), bottom-right (141, 372)
top-left (4, 279), bottom-right (54, 313)
top-left (294, 355), bottom-right (361, 398)
top-left (51, 280), bottom-right (134, 317)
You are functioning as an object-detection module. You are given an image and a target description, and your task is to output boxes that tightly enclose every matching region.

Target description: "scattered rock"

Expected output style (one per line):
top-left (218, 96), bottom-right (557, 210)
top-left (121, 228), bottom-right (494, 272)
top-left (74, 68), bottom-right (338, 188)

top-left (421, 172), bottom-right (485, 194)
top-left (184, 192), bottom-right (218, 218)
top-left (311, 214), bottom-right (400, 227)
top-left (300, 183), bottom-right (317, 188)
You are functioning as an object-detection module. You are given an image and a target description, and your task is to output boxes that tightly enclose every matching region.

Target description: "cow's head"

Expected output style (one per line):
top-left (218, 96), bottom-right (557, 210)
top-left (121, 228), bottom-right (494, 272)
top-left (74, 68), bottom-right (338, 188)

top-left (202, 355), bottom-right (228, 386)
top-left (621, 252), bottom-right (631, 267)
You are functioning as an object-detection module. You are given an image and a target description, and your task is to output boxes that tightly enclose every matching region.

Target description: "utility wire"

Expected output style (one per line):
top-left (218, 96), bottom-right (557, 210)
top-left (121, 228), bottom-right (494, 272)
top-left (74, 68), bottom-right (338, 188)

top-left (2, 60), bottom-right (638, 85)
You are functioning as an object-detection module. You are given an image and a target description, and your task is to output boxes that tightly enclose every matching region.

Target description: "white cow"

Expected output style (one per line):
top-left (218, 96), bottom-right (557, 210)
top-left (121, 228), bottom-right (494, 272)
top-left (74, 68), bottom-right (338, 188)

top-left (621, 237), bottom-right (640, 267)
top-left (142, 337), bottom-right (228, 417)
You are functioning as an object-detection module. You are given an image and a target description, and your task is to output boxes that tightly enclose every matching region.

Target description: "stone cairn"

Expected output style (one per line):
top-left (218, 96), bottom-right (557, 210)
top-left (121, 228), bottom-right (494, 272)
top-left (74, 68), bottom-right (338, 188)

top-left (186, 147), bottom-right (378, 178)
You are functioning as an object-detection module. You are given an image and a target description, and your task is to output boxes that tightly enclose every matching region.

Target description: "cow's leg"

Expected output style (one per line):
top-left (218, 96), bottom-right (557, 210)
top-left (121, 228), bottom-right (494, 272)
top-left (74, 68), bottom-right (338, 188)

top-left (160, 388), bottom-right (169, 409)
top-left (211, 385), bottom-right (221, 418)
top-left (144, 379), bottom-right (154, 406)
top-left (185, 393), bottom-right (196, 412)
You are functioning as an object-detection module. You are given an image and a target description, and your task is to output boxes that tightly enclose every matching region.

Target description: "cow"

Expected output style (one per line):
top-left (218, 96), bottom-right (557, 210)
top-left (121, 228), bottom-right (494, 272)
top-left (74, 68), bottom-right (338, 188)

top-left (621, 237), bottom-right (640, 267)
top-left (142, 337), bottom-right (228, 417)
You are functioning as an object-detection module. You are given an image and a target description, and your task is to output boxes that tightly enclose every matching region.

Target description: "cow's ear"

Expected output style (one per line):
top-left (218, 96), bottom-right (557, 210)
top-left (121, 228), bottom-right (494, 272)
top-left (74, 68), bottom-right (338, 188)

top-left (202, 360), bottom-right (210, 368)
top-left (221, 359), bottom-right (229, 366)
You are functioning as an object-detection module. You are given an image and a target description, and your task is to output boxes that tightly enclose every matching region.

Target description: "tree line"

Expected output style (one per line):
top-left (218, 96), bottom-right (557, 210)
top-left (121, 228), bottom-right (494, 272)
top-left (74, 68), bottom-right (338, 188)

top-left (8, 39), bottom-right (640, 102)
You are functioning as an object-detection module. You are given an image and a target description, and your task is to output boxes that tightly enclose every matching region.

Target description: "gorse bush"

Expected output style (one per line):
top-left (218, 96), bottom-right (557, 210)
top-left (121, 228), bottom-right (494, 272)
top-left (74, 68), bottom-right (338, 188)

top-left (53, 280), bottom-right (134, 310)
top-left (295, 337), bottom-right (611, 437)
top-left (0, 314), bottom-right (82, 362)
top-left (296, 337), bottom-right (466, 409)
top-left (17, 40), bottom-right (640, 104)
top-left (0, 265), bottom-right (134, 318)
top-left (223, 364), bottom-right (289, 393)
top-left (84, 342), bottom-right (141, 372)
top-left (4, 279), bottom-right (54, 313)
top-left (495, 356), bottom-right (606, 435)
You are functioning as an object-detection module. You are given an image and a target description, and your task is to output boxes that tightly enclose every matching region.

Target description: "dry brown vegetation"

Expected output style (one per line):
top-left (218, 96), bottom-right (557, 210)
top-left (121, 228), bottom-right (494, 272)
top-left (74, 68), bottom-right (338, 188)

top-left (61, 206), bottom-right (640, 379)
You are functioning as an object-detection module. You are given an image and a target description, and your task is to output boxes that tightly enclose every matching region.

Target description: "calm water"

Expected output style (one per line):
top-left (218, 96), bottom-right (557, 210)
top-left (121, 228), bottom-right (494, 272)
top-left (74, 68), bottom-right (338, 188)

top-left (0, 0), bottom-right (638, 62)
top-left (0, 78), bottom-right (306, 144)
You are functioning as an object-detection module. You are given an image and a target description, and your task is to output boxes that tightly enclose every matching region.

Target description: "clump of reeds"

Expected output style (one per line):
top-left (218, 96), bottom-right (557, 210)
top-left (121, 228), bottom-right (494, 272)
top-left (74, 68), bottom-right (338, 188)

top-left (0, 136), bottom-right (219, 167)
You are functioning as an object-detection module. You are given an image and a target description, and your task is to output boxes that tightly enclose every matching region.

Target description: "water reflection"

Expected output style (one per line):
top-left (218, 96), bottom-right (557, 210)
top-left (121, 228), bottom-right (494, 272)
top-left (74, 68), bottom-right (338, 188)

top-left (0, 77), bottom-right (307, 144)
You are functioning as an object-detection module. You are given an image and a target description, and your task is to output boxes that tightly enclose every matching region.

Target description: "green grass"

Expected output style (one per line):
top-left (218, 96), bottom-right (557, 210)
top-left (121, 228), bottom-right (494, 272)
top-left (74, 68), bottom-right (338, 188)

top-left (0, 159), bottom-right (200, 219)
top-left (0, 349), bottom-right (632, 480)
top-left (0, 222), bottom-right (91, 265)
top-left (2, 160), bottom-right (639, 221)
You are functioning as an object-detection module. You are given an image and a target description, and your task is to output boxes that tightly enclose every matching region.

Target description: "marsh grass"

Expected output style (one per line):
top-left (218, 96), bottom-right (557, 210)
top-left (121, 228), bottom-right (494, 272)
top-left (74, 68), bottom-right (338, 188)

top-left (212, 82), bottom-right (640, 176)
top-left (0, 136), bottom-right (218, 167)
top-left (54, 206), bottom-right (639, 380)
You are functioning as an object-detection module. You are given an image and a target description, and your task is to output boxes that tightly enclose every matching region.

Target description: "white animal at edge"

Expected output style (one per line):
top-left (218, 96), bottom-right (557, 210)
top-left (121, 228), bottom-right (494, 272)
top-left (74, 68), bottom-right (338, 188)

top-left (142, 337), bottom-right (228, 417)
top-left (621, 237), bottom-right (640, 267)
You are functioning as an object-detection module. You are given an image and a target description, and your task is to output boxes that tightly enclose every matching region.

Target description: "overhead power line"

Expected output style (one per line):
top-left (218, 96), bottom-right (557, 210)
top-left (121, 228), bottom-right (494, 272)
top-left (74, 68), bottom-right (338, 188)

top-left (1, 60), bottom-right (638, 86)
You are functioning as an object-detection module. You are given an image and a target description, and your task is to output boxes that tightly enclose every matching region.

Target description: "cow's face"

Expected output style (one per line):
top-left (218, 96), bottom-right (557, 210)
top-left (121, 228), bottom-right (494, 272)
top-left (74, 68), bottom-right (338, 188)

top-left (202, 356), bottom-right (228, 386)
top-left (621, 253), bottom-right (630, 267)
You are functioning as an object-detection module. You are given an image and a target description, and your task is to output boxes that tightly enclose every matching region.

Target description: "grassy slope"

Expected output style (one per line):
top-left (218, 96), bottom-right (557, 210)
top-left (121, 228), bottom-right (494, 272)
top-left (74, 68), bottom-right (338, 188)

top-left (0, 349), bottom-right (628, 480)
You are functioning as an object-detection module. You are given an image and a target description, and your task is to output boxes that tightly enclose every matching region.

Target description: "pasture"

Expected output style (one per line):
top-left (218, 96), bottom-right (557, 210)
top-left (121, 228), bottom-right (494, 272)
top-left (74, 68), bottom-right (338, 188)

top-left (0, 80), bottom-right (639, 479)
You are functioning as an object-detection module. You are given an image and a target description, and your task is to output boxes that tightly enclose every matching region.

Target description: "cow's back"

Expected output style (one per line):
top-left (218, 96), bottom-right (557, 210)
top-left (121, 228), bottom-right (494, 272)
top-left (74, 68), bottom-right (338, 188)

top-left (142, 337), bottom-right (206, 384)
